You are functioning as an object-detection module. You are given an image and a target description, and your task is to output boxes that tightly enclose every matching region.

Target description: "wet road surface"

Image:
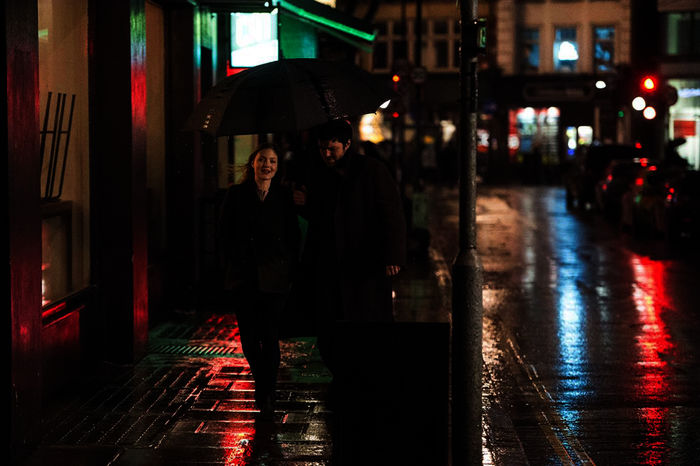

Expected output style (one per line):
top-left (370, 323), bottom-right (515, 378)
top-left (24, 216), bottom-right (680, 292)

top-left (19, 183), bottom-right (700, 466)
top-left (430, 185), bottom-right (700, 465)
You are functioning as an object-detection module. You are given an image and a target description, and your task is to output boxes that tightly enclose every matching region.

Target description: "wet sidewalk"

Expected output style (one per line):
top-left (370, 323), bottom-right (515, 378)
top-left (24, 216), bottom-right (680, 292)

top-left (19, 253), bottom-right (450, 466)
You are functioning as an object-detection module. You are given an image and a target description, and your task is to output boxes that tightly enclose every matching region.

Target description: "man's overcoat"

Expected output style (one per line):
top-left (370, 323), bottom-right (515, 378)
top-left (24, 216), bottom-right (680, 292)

top-left (303, 151), bottom-right (407, 323)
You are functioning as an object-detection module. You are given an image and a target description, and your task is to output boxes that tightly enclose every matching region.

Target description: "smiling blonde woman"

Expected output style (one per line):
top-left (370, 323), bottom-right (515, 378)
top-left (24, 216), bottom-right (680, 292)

top-left (218, 143), bottom-right (301, 420)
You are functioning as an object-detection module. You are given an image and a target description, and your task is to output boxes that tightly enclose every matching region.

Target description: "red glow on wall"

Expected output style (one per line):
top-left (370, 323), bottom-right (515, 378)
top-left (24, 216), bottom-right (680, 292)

top-left (41, 302), bottom-right (66, 321)
top-left (226, 60), bottom-right (247, 77)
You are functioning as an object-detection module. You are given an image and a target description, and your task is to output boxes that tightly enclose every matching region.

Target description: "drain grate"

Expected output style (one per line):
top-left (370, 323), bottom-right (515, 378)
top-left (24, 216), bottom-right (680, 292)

top-left (149, 342), bottom-right (244, 357)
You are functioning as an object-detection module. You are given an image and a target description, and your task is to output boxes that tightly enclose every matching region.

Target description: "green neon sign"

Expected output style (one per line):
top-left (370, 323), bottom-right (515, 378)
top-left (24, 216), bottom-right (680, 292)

top-left (277, 0), bottom-right (376, 42)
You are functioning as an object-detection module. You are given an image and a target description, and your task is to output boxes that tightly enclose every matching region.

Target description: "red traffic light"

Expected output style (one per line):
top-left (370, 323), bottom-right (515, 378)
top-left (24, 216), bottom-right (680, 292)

top-left (641, 75), bottom-right (657, 92)
top-left (392, 74), bottom-right (401, 83)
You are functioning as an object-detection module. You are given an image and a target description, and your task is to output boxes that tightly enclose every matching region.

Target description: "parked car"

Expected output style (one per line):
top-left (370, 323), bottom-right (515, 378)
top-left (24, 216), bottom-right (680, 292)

top-left (596, 157), bottom-right (657, 222)
top-left (619, 162), bottom-right (667, 237)
top-left (664, 169), bottom-right (700, 242)
top-left (564, 144), bottom-right (645, 211)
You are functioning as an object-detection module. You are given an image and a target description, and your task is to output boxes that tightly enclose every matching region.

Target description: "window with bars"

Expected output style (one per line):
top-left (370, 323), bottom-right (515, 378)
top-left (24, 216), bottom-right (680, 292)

top-left (554, 27), bottom-right (579, 72)
top-left (664, 12), bottom-right (700, 56)
top-left (520, 27), bottom-right (540, 73)
top-left (372, 18), bottom-right (460, 72)
top-left (593, 26), bottom-right (615, 73)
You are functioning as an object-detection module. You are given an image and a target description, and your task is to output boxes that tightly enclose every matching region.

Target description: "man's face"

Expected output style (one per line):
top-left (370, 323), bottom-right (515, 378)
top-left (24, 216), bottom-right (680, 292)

top-left (319, 139), bottom-right (350, 167)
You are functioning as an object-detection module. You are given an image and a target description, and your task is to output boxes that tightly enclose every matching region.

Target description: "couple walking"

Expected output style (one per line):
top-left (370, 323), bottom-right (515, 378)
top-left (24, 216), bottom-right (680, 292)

top-left (218, 119), bottom-right (407, 420)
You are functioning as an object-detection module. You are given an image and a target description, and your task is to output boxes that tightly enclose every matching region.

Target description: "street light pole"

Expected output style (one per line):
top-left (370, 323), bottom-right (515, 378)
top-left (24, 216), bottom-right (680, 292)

top-left (452, 0), bottom-right (483, 464)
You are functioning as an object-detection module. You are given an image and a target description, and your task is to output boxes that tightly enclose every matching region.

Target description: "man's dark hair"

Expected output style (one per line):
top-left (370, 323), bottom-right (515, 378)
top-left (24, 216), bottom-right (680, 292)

top-left (318, 119), bottom-right (352, 145)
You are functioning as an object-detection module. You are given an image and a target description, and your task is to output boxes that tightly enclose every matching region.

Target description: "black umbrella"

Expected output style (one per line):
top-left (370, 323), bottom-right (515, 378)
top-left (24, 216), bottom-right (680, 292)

top-left (186, 58), bottom-right (394, 136)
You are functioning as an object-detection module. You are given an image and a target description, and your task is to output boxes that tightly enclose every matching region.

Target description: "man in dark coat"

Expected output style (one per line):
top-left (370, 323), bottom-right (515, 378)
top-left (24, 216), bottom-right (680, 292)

top-left (296, 119), bottom-right (407, 376)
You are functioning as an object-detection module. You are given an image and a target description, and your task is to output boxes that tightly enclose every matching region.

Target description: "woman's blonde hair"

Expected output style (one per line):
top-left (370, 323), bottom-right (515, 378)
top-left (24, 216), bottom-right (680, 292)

top-left (238, 142), bottom-right (279, 184)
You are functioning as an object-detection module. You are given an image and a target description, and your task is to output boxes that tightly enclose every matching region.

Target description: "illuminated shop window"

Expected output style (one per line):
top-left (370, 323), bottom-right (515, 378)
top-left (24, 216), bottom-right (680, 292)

top-left (38, 0), bottom-right (90, 306)
top-left (230, 11), bottom-right (279, 68)
top-left (593, 26), bottom-right (615, 73)
top-left (554, 27), bottom-right (578, 72)
top-left (359, 113), bottom-right (390, 144)
top-left (668, 79), bottom-right (700, 170)
top-left (577, 126), bottom-right (593, 146)
top-left (508, 107), bottom-right (560, 164)
top-left (566, 126), bottom-right (577, 157)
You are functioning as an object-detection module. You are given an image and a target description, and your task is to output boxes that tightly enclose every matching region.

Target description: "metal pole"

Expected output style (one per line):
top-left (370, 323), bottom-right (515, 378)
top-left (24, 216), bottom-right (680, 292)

top-left (452, 0), bottom-right (483, 464)
top-left (414, 0), bottom-right (423, 182)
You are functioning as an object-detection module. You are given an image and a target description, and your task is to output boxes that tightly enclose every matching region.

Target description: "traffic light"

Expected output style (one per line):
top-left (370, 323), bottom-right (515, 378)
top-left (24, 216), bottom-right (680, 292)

top-left (641, 75), bottom-right (657, 92)
top-left (632, 74), bottom-right (660, 120)
top-left (386, 66), bottom-right (410, 121)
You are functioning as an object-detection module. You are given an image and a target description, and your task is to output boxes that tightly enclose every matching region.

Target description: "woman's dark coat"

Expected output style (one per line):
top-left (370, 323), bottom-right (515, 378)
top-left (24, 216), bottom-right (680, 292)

top-left (219, 179), bottom-right (300, 294)
top-left (303, 150), bottom-right (407, 323)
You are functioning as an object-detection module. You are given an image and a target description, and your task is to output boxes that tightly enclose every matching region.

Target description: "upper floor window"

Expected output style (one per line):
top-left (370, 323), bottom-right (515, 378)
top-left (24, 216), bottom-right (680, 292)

top-left (554, 27), bottom-right (578, 72)
top-left (372, 40), bottom-right (388, 69)
top-left (520, 27), bottom-right (540, 73)
top-left (433, 19), bottom-right (450, 69)
top-left (593, 26), bottom-right (615, 73)
top-left (664, 12), bottom-right (700, 56)
top-left (372, 18), bottom-right (460, 72)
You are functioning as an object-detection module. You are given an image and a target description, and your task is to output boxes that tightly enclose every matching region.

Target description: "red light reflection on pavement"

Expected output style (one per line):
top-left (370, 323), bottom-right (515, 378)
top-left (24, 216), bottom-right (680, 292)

top-left (196, 313), bottom-right (260, 465)
top-left (630, 255), bottom-right (674, 464)
top-left (222, 424), bottom-right (256, 465)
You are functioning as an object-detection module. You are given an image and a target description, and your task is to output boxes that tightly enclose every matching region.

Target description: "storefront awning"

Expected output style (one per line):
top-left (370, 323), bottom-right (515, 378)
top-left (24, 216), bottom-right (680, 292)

top-left (276, 0), bottom-right (376, 52)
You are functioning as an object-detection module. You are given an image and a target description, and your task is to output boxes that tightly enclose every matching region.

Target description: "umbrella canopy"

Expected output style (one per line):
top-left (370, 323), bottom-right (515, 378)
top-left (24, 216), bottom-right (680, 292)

top-left (186, 58), bottom-right (394, 136)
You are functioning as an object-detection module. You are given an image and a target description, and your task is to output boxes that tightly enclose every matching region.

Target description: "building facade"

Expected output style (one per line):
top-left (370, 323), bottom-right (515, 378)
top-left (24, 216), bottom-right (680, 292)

top-left (8, 0), bottom-right (372, 458)
top-left (352, 0), bottom-right (675, 183)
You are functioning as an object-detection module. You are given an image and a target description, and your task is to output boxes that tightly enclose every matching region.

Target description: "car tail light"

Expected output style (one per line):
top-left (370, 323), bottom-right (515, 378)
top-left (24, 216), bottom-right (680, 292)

top-left (665, 185), bottom-right (676, 204)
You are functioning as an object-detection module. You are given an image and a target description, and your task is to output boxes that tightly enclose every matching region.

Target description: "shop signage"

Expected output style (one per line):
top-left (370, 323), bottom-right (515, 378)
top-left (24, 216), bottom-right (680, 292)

top-left (674, 120), bottom-right (697, 138)
top-left (523, 82), bottom-right (594, 101)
